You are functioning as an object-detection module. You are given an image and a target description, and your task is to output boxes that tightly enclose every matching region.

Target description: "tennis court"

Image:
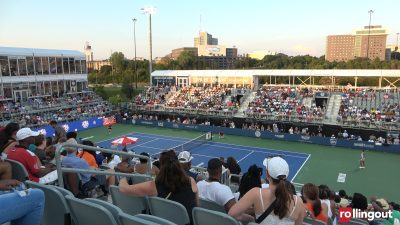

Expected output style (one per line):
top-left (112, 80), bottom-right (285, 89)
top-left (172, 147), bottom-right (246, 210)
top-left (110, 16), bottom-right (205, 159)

top-left (94, 131), bottom-right (310, 182)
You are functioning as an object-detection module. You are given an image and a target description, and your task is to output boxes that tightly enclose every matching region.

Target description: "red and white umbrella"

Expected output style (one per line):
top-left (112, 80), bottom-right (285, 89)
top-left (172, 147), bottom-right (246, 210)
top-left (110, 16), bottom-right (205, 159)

top-left (111, 136), bottom-right (138, 146)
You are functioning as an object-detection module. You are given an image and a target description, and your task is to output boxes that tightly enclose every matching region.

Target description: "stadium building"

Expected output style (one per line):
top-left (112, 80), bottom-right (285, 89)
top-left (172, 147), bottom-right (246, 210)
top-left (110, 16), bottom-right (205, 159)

top-left (0, 46), bottom-right (88, 102)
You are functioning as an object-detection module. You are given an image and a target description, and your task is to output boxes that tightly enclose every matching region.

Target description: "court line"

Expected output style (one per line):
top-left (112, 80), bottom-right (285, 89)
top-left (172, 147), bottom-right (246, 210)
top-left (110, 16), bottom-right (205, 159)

top-left (134, 138), bottom-right (161, 147)
top-left (290, 154), bottom-right (311, 182)
top-left (192, 153), bottom-right (215, 158)
top-left (132, 132), bottom-right (309, 158)
top-left (237, 150), bottom-right (255, 163)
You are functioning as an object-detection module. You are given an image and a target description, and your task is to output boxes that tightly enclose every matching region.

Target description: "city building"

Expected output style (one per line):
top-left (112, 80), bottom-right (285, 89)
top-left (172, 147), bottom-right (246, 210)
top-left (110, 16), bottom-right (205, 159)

top-left (247, 50), bottom-right (278, 60)
top-left (194, 31), bottom-right (218, 47)
top-left (0, 46), bottom-right (87, 101)
top-left (87, 60), bottom-right (111, 72)
top-left (170, 47), bottom-right (198, 59)
top-left (325, 25), bottom-right (389, 62)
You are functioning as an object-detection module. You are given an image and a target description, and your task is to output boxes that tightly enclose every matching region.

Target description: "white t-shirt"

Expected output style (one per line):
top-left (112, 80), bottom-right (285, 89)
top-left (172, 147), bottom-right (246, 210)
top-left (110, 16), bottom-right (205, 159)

top-left (197, 181), bottom-right (235, 207)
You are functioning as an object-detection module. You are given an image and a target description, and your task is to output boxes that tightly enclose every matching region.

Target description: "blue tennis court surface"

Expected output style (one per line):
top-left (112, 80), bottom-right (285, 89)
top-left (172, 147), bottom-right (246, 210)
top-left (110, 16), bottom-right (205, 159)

top-left (95, 132), bottom-right (310, 181)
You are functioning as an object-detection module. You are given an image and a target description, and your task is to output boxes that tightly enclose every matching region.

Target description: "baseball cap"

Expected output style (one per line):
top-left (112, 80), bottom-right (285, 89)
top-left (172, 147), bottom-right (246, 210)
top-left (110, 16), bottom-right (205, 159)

top-left (263, 157), bottom-right (289, 180)
top-left (207, 158), bottom-right (222, 171)
top-left (16, 128), bottom-right (40, 141)
top-left (178, 151), bottom-right (193, 163)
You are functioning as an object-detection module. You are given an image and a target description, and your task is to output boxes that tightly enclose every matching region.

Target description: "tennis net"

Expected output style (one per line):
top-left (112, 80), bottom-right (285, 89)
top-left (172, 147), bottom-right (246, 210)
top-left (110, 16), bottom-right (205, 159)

top-left (170, 132), bottom-right (212, 153)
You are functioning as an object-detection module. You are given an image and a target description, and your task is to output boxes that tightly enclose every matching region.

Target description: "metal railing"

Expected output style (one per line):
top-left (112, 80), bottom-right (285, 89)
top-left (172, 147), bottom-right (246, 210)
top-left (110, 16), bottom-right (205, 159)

top-left (55, 142), bottom-right (152, 187)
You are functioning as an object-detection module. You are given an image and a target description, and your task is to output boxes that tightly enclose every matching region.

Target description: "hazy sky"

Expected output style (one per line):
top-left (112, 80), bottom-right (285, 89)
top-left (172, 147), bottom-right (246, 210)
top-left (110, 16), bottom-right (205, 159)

top-left (0, 0), bottom-right (399, 60)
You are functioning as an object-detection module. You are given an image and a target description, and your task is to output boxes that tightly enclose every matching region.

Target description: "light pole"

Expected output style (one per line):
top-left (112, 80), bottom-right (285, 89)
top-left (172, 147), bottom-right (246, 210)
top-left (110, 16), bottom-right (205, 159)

top-left (132, 18), bottom-right (138, 88)
top-left (141, 6), bottom-right (156, 86)
top-left (366, 10), bottom-right (374, 60)
top-left (396, 32), bottom-right (399, 60)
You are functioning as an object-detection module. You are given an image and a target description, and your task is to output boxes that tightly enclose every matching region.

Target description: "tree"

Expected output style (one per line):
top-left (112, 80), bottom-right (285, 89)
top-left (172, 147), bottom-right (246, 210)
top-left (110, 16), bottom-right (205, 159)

top-left (110, 52), bottom-right (126, 72)
top-left (121, 76), bottom-right (135, 100)
top-left (177, 51), bottom-right (196, 69)
top-left (108, 94), bottom-right (123, 104)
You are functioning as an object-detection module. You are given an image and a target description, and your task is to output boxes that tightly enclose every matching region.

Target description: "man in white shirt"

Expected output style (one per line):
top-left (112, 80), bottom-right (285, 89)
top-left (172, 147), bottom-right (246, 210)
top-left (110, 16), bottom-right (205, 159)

top-left (197, 158), bottom-right (236, 212)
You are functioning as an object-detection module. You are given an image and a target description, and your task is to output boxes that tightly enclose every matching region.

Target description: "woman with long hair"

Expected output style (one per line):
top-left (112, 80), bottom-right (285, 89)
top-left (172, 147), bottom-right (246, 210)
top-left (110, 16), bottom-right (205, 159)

top-left (302, 183), bottom-right (328, 223)
top-left (229, 157), bottom-right (305, 225)
top-left (119, 150), bottom-right (198, 225)
top-left (238, 164), bottom-right (261, 199)
top-left (0, 122), bottom-right (20, 155)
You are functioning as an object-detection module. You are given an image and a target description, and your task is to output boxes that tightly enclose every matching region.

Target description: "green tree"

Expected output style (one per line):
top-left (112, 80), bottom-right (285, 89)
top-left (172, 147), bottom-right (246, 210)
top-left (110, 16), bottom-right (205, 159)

top-left (121, 76), bottom-right (135, 99)
top-left (108, 94), bottom-right (123, 104)
top-left (176, 51), bottom-right (196, 69)
top-left (110, 52), bottom-right (126, 72)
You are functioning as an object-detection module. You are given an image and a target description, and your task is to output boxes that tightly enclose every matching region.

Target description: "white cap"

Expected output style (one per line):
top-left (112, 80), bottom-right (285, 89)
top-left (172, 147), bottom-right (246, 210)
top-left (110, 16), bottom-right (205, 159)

top-left (178, 151), bottom-right (193, 163)
top-left (263, 157), bottom-right (289, 180)
top-left (16, 128), bottom-right (40, 141)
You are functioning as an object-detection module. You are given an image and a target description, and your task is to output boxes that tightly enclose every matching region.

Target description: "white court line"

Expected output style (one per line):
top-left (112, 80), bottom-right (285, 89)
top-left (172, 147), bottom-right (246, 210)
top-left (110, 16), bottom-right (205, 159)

top-left (290, 154), bottom-right (311, 182)
top-left (238, 151), bottom-right (255, 163)
top-left (134, 138), bottom-right (160, 147)
top-left (81, 136), bottom-right (94, 140)
top-left (132, 132), bottom-right (309, 158)
top-left (192, 153), bottom-right (214, 158)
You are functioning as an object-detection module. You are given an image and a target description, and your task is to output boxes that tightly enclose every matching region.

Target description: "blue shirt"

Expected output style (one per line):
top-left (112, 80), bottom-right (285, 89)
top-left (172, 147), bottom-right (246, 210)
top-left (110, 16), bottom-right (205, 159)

top-left (61, 153), bottom-right (91, 184)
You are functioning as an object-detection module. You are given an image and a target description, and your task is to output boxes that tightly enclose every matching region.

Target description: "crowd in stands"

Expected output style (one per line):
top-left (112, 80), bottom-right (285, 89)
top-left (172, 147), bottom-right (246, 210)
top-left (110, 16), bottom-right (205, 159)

top-left (338, 89), bottom-right (400, 127)
top-left (1, 118), bottom-right (399, 225)
top-left (246, 86), bottom-right (325, 122)
top-left (165, 86), bottom-right (239, 113)
top-left (0, 93), bottom-right (114, 127)
top-left (134, 85), bottom-right (172, 106)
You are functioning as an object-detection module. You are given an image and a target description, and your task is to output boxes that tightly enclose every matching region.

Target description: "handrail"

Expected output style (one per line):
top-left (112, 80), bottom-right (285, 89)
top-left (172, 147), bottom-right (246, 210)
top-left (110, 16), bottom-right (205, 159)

top-left (55, 142), bottom-right (152, 187)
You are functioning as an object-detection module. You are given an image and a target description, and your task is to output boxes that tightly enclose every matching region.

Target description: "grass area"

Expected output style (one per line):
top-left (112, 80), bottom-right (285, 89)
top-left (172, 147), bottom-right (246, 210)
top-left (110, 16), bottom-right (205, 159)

top-left (78, 124), bottom-right (400, 202)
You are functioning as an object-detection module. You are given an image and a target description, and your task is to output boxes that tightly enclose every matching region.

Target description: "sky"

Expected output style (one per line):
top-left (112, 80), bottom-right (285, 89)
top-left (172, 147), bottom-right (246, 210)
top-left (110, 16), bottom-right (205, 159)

top-left (0, 0), bottom-right (399, 60)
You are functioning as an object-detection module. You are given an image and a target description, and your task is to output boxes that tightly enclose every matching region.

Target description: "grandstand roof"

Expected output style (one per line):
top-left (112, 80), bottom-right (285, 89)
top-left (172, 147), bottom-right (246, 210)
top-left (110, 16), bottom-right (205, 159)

top-left (0, 46), bottom-right (85, 57)
top-left (152, 69), bottom-right (400, 77)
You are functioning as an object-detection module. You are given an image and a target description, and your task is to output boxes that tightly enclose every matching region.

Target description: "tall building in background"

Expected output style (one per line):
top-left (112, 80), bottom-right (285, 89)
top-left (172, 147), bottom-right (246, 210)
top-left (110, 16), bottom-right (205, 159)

top-left (84, 42), bottom-right (93, 62)
top-left (194, 32), bottom-right (218, 47)
top-left (325, 25), bottom-right (388, 62)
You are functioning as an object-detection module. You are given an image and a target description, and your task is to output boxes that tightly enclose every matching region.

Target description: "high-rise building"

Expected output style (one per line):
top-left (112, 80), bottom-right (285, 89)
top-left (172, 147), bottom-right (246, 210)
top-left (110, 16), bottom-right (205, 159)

top-left (84, 42), bottom-right (93, 62)
top-left (325, 25), bottom-right (388, 62)
top-left (194, 32), bottom-right (218, 47)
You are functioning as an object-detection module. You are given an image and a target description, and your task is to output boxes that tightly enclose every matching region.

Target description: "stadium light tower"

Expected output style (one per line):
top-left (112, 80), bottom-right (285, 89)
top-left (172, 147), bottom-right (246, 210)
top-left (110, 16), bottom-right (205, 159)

top-left (366, 9), bottom-right (374, 60)
top-left (132, 18), bottom-right (138, 88)
top-left (141, 6), bottom-right (156, 85)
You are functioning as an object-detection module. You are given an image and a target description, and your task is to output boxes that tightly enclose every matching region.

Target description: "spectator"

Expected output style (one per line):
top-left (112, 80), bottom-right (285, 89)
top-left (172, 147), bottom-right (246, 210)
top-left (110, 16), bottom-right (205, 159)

top-left (28, 134), bottom-right (47, 164)
top-left (338, 190), bottom-right (349, 207)
top-left (134, 152), bottom-right (159, 177)
top-left (178, 151), bottom-right (201, 181)
top-left (229, 157), bottom-right (305, 225)
top-left (61, 138), bottom-right (109, 196)
top-left (50, 120), bottom-right (66, 143)
top-left (238, 164), bottom-right (262, 199)
top-left (227, 156), bottom-right (241, 183)
top-left (7, 128), bottom-right (57, 184)
top-left (0, 177), bottom-right (45, 225)
top-left (302, 183), bottom-right (328, 224)
top-left (350, 193), bottom-right (368, 220)
top-left (197, 158), bottom-right (238, 213)
top-left (0, 122), bottom-right (20, 156)
top-left (319, 185), bottom-right (336, 221)
top-left (78, 140), bottom-right (98, 168)
top-left (119, 150), bottom-right (198, 225)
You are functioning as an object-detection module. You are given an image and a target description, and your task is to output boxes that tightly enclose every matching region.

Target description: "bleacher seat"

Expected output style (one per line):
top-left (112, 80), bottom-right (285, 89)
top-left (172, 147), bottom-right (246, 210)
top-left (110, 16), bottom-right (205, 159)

top-left (303, 216), bottom-right (327, 225)
top-left (192, 207), bottom-right (240, 225)
top-left (147, 196), bottom-right (190, 225)
top-left (5, 159), bottom-right (29, 182)
top-left (65, 195), bottom-right (118, 225)
top-left (110, 185), bottom-right (148, 215)
top-left (26, 181), bottom-right (72, 225)
top-left (199, 198), bottom-right (226, 213)
top-left (118, 212), bottom-right (161, 225)
top-left (135, 214), bottom-right (177, 225)
top-left (85, 198), bottom-right (123, 222)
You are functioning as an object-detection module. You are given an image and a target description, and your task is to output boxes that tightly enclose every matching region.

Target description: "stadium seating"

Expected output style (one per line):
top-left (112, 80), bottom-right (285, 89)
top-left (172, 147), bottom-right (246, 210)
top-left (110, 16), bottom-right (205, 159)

top-left (199, 198), bottom-right (226, 213)
top-left (85, 198), bottom-right (123, 222)
top-left (303, 216), bottom-right (328, 225)
top-left (110, 185), bottom-right (148, 215)
top-left (26, 181), bottom-right (72, 225)
top-left (118, 212), bottom-right (163, 225)
top-left (5, 159), bottom-right (29, 182)
top-left (135, 214), bottom-right (177, 225)
top-left (147, 196), bottom-right (190, 225)
top-left (65, 195), bottom-right (119, 225)
top-left (192, 207), bottom-right (240, 225)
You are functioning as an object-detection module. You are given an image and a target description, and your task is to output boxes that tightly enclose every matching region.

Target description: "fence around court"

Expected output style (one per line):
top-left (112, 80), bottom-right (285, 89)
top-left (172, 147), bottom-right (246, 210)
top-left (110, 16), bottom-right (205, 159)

top-left (55, 142), bottom-right (153, 188)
